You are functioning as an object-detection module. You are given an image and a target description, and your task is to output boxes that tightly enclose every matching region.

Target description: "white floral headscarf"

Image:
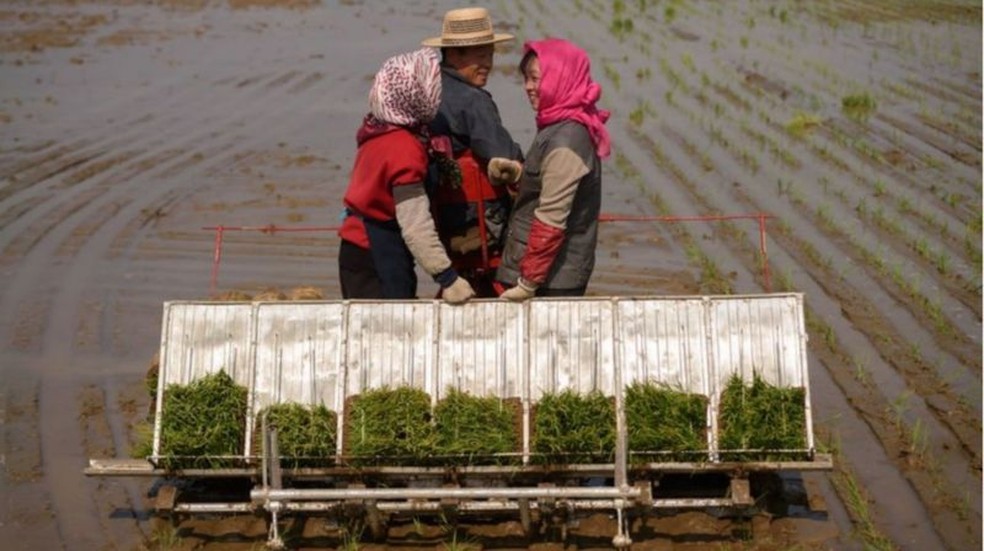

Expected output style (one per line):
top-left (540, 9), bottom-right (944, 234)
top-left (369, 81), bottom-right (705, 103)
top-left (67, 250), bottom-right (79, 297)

top-left (368, 47), bottom-right (442, 127)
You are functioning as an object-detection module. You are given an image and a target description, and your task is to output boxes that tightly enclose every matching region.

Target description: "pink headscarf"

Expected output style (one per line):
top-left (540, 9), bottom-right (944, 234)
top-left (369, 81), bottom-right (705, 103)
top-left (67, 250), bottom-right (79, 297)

top-left (524, 38), bottom-right (611, 159)
top-left (368, 47), bottom-right (442, 127)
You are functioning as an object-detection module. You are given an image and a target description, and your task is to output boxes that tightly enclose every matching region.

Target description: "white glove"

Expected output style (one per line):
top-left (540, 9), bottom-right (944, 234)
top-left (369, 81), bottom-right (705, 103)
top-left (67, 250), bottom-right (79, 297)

top-left (443, 276), bottom-right (476, 304)
top-left (499, 277), bottom-right (537, 302)
top-left (488, 157), bottom-right (522, 186)
top-left (449, 225), bottom-right (483, 254)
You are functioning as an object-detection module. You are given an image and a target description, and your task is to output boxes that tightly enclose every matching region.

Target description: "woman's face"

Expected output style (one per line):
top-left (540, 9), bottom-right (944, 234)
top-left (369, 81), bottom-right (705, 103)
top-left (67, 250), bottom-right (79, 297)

top-left (523, 56), bottom-right (541, 111)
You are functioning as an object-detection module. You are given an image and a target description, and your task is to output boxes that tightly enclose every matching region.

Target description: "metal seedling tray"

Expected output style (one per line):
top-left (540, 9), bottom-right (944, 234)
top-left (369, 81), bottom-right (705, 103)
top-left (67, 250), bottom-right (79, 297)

top-left (147, 293), bottom-right (818, 470)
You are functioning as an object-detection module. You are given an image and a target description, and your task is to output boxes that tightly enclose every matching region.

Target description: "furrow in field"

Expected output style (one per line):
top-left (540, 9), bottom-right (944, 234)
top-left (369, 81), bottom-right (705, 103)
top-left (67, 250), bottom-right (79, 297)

top-left (0, 60), bottom-right (364, 549)
top-left (644, 49), bottom-right (981, 374)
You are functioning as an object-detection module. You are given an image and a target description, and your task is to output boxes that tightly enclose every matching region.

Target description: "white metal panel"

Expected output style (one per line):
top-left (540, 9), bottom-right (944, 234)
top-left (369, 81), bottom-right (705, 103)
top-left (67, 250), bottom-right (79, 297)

top-left (343, 300), bottom-right (435, 396)
top-left (154, 301), bottom-right (254, 457)
top-left (151, 293), bottom-right (815, 463)
top-left (709, 294), bottom-right (807, 391)
top-left (253, 302), bottom-right (345, 410)
top-left (159, 302), bottom-right (253, 386)
top-left (616, 297), bottom-right (710, 396)
top-left (527, 299), bottom-right (616, 398)
top-left (435, 301), bottom-right (525, 399)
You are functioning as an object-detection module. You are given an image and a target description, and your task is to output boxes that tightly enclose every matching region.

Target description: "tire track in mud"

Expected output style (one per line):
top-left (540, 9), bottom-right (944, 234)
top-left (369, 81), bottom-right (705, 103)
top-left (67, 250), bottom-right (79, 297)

top-left (0, 58), bottom-right (360, 548)
top-left (0, 69), bottom-right (310, 239)
top-left (0, 59), bottom-right (265, 204)
top-left (0, 67), bottom-right (325, 262)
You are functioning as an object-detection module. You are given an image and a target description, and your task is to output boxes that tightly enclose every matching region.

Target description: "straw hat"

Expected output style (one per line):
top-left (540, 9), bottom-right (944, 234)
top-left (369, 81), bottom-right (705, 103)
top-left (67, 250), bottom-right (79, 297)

top-left (422, 7), bottom-right (514, 48)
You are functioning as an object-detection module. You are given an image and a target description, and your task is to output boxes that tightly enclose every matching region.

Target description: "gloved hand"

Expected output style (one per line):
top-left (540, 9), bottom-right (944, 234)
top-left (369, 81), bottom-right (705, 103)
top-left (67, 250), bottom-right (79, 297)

top-left (488, 157), bottom-right (522, 187)
top-left (449, 226), bottom-right (483, 254)
top-left (500, 277), bottom-right (537, 302)
top-left (442, 276), bottom-right (476, 304)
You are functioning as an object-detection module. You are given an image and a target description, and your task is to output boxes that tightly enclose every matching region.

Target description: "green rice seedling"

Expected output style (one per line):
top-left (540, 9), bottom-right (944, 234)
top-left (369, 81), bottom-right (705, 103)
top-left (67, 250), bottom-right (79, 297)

top-left (629, 103), bottom-right (645, 127)
top-left (148, 522), bottom-right (182, 549)
top-left (130, 419), bottom-right (154, 459)
top-left (625, 381), bottom-right (707, 462)
top-left (261, 402), bottom-right (337, 468)
top-left (785, 112), bottom-right (821, 137)
top-left (602, 62), bottom-right (621, 91)
top-left (718, 373), bottom-right (807, 461)
top-left (158, 370), bottom-right (248, 469)
top-left (433, 388), bottom-right (518, 465)
top-left (345, 385), bottom-right (437, 465)
top-left (836, 465), bottom-right (896, 550)
top-left (842, 92), bottom-right (877, 120)
top-left (532, 389), bottom-right (615, 464)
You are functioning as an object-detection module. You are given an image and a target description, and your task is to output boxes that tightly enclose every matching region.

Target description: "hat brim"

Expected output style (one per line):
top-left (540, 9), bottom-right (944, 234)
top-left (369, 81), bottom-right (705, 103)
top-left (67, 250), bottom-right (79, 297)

top-left (421, 33), bottom-right (515, 48)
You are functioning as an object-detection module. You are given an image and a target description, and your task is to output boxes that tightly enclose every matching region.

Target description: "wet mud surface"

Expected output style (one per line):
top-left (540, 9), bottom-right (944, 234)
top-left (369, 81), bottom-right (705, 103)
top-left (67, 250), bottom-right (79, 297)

top-left (0, 0), bottom-right (980, 549)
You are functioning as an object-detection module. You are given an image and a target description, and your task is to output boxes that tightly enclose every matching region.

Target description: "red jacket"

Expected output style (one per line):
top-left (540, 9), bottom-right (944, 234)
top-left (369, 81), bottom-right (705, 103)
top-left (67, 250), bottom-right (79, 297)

top-left (339, 127), bottom-right (428, 248)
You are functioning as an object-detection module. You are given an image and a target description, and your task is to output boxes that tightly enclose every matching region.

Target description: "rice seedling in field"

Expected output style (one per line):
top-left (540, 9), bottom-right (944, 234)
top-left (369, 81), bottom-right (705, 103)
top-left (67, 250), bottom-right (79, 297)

top-left (344, 385), bottom-right (437, 465)
top-left (718, 373), bottom-right (807, 461)
top-left (158, 370), bottom-right (248, 469)
top-left (842, 92), bottom-right (877, 121)
top-left (785, 112), bottom-right (822, 137)
top-left (260, 402), bottom-right (337, 467)
top-left (433, 388), bottom-right (519, 465)
top-left (625, 381), bottom-right (707, 462)
top-left (602, 61), bottom-right (621, 91)
top-left (532, 389), bottom-right (615, 464)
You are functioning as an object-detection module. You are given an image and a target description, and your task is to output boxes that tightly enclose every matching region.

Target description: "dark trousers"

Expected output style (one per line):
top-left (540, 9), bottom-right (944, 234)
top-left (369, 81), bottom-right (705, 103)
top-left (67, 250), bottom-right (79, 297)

top-left (338, 220), bottom-right (417, 299)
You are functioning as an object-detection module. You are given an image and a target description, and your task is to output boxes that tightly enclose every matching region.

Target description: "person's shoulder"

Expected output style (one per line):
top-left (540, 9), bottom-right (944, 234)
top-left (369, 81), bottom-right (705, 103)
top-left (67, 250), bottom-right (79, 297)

top-left (543, 121), bottom-right (592, 151)
top-left (363, 129), bottom-right (426, 159)
top-left (374, 128), bottom-right (423, 147)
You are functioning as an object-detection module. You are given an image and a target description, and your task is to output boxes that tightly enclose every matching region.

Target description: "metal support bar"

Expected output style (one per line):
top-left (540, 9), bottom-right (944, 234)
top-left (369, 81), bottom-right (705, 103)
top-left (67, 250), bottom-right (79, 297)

top-left (251, 486), bottom-right (642, 502)
top-left (173, 496), bottom-right (753, 514)
top-left (85, 454), bottom-right (833, 477)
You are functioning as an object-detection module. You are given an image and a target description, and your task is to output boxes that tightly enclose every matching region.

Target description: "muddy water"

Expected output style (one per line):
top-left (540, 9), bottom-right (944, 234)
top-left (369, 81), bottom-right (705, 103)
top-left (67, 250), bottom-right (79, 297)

top-left (1, 1), bottom-right (980, 550)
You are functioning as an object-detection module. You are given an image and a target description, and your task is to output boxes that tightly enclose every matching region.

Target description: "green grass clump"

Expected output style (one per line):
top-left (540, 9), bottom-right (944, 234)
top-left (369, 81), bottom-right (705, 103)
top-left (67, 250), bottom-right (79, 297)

top-left (345, 386), bottom-right (437, 465)
top-left (532, 389), bottom-right (615, 464)
top-left (158, 370), bottom-right (248, 469)
top-left (434, 388), bottom-right (518, 465)
top-left (718, 373), bottom-right (807, 461)
top-left (130, 419), bottom-right (154, 459)
top-left (626, 381), bottom-right (707, 462)
top-left (841, 92), bottom-right (877, 120)
top-left (262, 402), bottom-right (337, 468)
top-left (785, 112), bottom-right (822, 137)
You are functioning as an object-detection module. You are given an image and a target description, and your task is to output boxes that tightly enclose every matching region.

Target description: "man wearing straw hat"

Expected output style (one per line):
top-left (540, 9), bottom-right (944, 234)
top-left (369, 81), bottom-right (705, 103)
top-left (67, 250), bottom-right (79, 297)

top-left (423, 7), bottom-right (524, 297)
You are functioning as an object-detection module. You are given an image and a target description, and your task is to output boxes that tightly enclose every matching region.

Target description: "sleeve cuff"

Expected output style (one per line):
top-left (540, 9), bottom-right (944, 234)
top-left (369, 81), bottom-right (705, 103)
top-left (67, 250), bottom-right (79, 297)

top-left (433, 267), bottom-right (459, 288)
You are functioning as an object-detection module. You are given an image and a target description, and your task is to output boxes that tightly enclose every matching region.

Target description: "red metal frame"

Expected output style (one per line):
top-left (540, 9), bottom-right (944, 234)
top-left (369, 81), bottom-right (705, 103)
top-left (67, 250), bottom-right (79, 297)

top-left (202, 212), bottom-right (774, 296)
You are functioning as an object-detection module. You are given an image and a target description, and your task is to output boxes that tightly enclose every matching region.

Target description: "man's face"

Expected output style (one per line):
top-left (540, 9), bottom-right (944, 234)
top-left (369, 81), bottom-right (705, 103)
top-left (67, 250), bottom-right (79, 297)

top-left (445, 45), bottom-right (495, 88)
